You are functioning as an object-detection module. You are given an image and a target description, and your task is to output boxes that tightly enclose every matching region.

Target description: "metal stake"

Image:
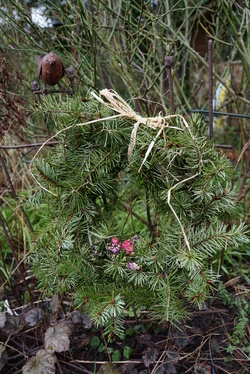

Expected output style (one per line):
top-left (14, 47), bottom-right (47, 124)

top-left (208, 39), bottom-right (213, 139)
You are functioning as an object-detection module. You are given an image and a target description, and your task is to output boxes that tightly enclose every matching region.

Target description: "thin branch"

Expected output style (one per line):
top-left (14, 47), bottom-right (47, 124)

top-left (146, 191), bottom-right (154, 241)
top-left (119, 201), bottom-right (149, 227)
top-left (0, 141), bottom-right (59, 149)
top-left (215, 144), bottom-right (233, 149)
top-left (236, 181), bottom-right (250, 202)
top-left (165, 56), bottom-right (175, 113)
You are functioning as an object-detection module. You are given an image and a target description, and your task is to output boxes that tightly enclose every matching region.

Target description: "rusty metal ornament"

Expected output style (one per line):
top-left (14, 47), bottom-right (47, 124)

top-left (35, 51), bottom-right (64, 86)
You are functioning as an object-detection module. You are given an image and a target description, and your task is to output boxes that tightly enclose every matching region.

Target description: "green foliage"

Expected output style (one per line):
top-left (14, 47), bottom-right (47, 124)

top-left (112, 350), bottom-right (121, 361)
top-left (218, 285), bottom-right (250, 355)
top-left (90, 336), bottom-right (101, 349)
top-left (0, 3), bottom-right (249, 371)
top-left (123, 345), bottom-right (133, 359)
top-left (27, 94), bottom-right (249, 337)
top-left (0, 194), bottom-right (50, 287)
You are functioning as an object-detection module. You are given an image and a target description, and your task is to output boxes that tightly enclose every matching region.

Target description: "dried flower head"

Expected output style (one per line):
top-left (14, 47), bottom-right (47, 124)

top-left (122, 239), bottom-right (134, 254)
top-left (107, 237), bottom-right (121, 254)
top-left (128, 262), bottom-right (140, 271)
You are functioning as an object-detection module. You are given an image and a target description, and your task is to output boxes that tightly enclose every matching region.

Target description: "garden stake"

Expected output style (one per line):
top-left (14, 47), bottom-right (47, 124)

top-left (189, 109), bottom-right (250, 119)
top-left (208, 39), bottom-right (213, 139)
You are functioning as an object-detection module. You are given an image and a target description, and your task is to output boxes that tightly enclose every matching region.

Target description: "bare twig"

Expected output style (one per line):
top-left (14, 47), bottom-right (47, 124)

top-left (236, 181), bottom-right (250, 202)
top-left (0, 141), bottom-right (59, 149)
top-left (215, 144), bottom-right (233, 149)
top-left (119, 201), bottom-right (149, 227)
top-left (146, 191), bottom-right (154, 240)
top-left (232, 139), bottom-right (250, 187)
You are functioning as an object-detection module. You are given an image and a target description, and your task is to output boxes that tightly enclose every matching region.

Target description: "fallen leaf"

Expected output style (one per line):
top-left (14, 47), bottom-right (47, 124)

top-left (154, 351), bottom-right (180, 374)
top-left (4, 315), bottom-right (24, 334)
top-left (223, 276), bottom-right (241, 288)
top-left (0, 344), bottom-right (8, 371)
top-left (0, 313), bottom-right (7, 329)
top-left (71, 311), bottom-right (92, 328)
top-left (97, 362), bottom-right (120, 373)
top-left (25, 308), bottom-right (44, 327)
top-left (138, 333), bottom-right (152, 346)
top-left (194, 363), bottom-right (211, 374)
top-left (45, 323), bottom-right (71, 353)
top-left (210, 336), bottom-right (220, 354)
top-left (171, 326), bottom-right (189, 347)
top-left (142, 348), bottom-right (159, 367)
top-left (118, 363), bottom-right (138, 374)
top-left (22, 349), bottom-right (56, 374)
top-left (156, 361), bottom-right (177, 374)
top-left (50, 294), bottom-right (60, 313)
top-left (71, 311), bottom-right (82, 324)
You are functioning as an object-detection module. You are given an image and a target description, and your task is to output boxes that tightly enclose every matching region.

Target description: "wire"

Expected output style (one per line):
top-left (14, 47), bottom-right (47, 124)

top-left (189, 109), bottom-right (250, 119)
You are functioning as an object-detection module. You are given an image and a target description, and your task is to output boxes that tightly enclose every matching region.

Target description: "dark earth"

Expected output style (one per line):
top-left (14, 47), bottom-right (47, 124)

top-left (1, 276), bottom-right (249, 374)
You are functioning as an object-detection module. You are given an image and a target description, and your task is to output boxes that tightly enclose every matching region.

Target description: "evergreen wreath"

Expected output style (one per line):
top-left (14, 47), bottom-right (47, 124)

top-left (28, 90), bottom-right (249, 337)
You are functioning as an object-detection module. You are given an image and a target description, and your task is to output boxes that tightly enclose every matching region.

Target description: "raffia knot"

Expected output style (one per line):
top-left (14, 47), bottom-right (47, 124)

top-left (91, 89), bottom-right (165, 167)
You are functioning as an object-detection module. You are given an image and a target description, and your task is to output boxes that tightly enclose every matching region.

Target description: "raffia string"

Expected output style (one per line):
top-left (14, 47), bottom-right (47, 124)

top-left (30, 89), bottom-right (202, 251)
top-left (92, 89), bottom-right (165, 167)
top-left (92, 89), bottom-right (165, 161)
top-left (92, 89), bottom-right (191, 172)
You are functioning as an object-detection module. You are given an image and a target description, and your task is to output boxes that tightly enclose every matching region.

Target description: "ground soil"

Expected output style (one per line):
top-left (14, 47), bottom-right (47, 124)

top-left (1, 279), bottom-right (249, 374)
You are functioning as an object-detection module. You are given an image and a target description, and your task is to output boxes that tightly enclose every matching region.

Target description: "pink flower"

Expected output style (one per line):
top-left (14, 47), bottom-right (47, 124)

top-left (122, 239), bottom-right (134, 255)
top-left (111, 237), bottom-right (120, 245)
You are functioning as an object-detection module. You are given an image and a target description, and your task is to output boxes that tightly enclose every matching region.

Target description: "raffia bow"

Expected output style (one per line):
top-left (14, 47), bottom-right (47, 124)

top-left (91, 89), bottom-right (186, 172)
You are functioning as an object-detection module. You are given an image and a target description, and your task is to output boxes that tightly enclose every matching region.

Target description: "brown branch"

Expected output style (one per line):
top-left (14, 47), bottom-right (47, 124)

top-left (32, 89), bottom-right (73, 95)
top-left (119, 201), bottom-right (149, 227)
top-left (236, 181), bottom-right (250, 202)
top-left (146, 191), bottom-right (154, 240)
top-left (215, 144), bottom-right (233, 149)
